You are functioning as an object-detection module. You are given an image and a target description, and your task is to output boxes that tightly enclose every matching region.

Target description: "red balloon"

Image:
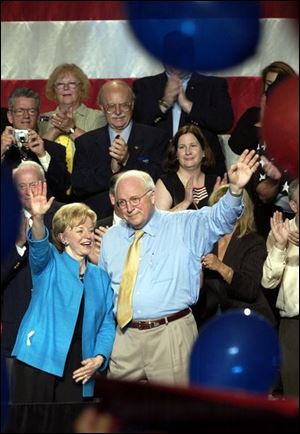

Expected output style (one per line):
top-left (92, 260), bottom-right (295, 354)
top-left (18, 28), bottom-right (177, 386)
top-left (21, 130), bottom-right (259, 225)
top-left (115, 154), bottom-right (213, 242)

top-left (262, 75), bottom-right (299, 178)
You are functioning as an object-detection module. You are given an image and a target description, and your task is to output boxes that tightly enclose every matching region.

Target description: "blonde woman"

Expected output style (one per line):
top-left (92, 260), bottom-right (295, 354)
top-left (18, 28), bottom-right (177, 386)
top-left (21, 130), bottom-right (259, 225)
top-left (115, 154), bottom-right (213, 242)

top-left (39, 63), bottom-right (106, 174)
top-left (11, 182), bottom-right (115, 403)
top-left (195, 184), bottom-right (276, 328)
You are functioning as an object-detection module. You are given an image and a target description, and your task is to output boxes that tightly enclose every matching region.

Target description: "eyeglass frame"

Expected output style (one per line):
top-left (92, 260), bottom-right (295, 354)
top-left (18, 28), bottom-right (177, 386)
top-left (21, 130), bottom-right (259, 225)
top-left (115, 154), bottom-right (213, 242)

top-left (16, 181), bottom-right (40, 191)
top-left (116, 189), bottom-right (153, 209)
top-left (11, 108), bottom-right (38, 116)
top-left (104, 102), bottom-right (133, 114)
top-left (54, 81), bottom-right (80, 91)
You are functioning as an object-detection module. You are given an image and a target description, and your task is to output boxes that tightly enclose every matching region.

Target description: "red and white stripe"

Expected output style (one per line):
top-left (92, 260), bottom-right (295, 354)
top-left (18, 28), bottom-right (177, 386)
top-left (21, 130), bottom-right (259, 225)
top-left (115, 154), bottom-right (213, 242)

top-left (1, 1), bottom-right (298, 127)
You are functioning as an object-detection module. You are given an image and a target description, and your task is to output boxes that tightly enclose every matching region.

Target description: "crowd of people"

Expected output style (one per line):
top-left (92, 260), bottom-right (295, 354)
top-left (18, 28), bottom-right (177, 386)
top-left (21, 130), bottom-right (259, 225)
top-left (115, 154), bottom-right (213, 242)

top-left (1, 60), bottom-right (299, 409)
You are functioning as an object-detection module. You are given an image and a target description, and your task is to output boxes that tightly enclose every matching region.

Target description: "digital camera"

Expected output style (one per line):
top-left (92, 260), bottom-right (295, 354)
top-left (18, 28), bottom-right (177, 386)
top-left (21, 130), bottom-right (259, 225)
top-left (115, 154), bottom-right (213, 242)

top-left (13, 129), bottom-right (29, 145)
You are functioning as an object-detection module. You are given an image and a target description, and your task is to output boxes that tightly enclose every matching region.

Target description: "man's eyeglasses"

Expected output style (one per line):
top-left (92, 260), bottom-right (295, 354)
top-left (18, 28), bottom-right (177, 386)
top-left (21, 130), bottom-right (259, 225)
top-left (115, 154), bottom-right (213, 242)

top-left (12, 108), bottom-right (37, 116)
top-left (16, 182), bottom-right (39, 191)
top-left (116, 190), bottom-right (153, 209)
top-left (54, 81), bottom-right (80, 91)
top-left (105, 102), bottom-right (132, 114)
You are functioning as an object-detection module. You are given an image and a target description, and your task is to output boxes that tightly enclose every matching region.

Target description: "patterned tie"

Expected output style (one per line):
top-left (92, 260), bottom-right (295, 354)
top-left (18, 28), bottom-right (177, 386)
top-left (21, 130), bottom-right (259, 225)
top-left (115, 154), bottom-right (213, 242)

top-left (55, 134), bottom-right (74, 195)
top-left (117, 230), bottom-right (144, 328)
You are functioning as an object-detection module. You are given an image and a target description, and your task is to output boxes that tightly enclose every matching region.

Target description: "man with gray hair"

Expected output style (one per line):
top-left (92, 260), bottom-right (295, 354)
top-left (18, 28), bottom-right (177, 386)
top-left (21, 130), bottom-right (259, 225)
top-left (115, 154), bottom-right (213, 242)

top-left (72, 79), bottom-right (169, 218)
top-left (1, 161), bottom-right (62, 395)
top-left (1, 87), bottom-right (70, 202)
top-left (99, 150), bottom-right (259, 385)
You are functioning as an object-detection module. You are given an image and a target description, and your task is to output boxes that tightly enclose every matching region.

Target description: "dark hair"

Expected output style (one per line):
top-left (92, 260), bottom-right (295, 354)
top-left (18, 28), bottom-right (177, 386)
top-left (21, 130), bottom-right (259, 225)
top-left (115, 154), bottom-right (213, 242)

top-left (261, 61), bottom-right (295, 89)
top-left (163, 124), bottom-right (215, 172)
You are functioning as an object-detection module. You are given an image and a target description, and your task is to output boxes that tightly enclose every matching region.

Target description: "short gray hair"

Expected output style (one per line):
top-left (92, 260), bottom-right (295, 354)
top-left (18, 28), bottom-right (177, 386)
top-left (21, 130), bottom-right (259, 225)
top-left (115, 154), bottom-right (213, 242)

top-left (13, 161), bottom-right (45, 181)
top-left (8, 87), bottom-right (40, 110)
top-left (115, 170), bottom-right (155, 193)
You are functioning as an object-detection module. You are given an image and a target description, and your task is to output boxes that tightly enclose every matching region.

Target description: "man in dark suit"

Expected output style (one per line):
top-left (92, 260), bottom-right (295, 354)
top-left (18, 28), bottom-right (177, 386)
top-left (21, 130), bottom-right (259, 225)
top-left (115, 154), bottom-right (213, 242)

top-left (88, 173), bottom-right (124, 265)
top-left (1, 87), bottom-right (70, 202)
top-left (132, 66), bottom-right (234, 176)
top-left (1, 161), bottom-right (62, 395)
top-left (72, 80), bottom-right (169, 218)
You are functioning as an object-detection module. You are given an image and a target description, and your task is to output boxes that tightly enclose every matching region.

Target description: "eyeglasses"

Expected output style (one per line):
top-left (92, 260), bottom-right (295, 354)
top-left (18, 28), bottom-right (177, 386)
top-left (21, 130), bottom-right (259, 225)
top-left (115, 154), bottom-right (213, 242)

top-left (12, 108), bottom-right (37, 116)
top-left (105, 102), bottom-right (132, 114)
top-left (16, 182), bottom-right (39, 191)
top-left (116, 190), bottom-right (153, 209)
top-left (54, 81), bottom-right (80, 91)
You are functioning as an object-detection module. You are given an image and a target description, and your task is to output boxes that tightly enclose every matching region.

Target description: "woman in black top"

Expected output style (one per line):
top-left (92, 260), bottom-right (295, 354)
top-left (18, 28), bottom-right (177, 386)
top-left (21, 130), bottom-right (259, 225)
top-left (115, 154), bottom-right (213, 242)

top-left (155, 124), bottom-right (226, 211)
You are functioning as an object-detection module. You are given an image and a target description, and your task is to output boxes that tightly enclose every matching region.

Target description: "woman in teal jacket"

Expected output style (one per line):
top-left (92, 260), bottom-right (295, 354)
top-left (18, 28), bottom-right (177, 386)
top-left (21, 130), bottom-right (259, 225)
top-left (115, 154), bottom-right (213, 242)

top-left (11, 181), bottom-right (116, 403)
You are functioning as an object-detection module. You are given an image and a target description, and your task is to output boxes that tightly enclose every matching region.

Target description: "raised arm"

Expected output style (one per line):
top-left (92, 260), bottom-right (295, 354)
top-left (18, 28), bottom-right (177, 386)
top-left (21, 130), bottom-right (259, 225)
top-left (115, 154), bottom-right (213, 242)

top-left (228, 149), bottom-right (260, 195)
top-left (27, 181), bottom-right (54, 240)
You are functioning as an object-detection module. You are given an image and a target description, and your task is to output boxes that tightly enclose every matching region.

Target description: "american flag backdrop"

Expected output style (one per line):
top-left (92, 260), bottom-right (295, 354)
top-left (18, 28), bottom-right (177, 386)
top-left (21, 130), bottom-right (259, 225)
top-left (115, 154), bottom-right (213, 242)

top-left (1, 1), bottom-right (299, 127)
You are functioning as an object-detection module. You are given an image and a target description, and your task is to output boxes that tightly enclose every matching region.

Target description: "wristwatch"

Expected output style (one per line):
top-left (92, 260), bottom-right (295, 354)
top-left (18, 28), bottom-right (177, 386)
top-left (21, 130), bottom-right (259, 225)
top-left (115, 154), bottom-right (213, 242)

top-left (67, 126), bottom-right (76, 135)
top-left (158, 99), bottom-right (170, 110)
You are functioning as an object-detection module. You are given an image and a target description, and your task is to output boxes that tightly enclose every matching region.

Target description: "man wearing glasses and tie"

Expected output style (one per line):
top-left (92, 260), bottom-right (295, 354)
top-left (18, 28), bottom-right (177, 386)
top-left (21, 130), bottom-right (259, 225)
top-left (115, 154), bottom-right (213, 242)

top-left (99, 149), bottom-right (260, 385)
top-left (72, 80), bottom-right (169, 219)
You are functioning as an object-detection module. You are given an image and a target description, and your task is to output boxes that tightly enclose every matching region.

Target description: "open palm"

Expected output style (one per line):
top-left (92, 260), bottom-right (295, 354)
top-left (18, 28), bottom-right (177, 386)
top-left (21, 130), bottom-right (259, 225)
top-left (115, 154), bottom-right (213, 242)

top-left (28, 181), bottom-right (54, 217)
top-left (228, 150), bottom-right (260, 189)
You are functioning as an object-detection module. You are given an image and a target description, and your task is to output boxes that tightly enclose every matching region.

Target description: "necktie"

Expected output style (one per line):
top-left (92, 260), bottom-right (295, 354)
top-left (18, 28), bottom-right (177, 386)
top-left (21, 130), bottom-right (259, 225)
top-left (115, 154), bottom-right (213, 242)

top-left (117, 230), bottom-right (144, 328)
top-left (55, 134), bottom-right (74, 195)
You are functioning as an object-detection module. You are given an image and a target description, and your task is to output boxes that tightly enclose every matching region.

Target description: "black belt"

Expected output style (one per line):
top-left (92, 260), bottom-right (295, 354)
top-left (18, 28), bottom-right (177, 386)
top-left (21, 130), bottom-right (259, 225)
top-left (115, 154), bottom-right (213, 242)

top-left (128, 308), bottom-right (191, 330)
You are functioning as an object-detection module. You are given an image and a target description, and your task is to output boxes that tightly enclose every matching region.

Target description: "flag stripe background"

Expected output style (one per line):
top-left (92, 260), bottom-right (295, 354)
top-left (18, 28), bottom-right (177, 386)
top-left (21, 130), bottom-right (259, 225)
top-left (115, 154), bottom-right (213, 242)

top-left (1, 1), bottom-right (299, 126)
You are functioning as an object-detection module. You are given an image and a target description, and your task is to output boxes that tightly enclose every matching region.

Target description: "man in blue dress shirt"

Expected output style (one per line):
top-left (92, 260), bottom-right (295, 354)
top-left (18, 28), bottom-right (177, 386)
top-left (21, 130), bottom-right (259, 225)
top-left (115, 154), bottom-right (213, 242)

top-left (99, 150), bottom-right (259, 385)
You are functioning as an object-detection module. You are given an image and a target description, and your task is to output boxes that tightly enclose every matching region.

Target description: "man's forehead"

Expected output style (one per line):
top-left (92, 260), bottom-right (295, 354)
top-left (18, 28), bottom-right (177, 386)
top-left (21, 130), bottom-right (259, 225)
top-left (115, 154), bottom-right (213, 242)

top-left (117, 177), bottom-right (144, 195)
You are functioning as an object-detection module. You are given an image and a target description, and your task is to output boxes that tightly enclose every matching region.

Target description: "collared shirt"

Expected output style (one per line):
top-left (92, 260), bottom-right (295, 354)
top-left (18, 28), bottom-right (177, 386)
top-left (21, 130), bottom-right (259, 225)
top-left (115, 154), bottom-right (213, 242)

top-left (262, 217), bottom-right (299, 318)
top-left (112, 211), bottom-right (123, 226)
top-left (165, 73), bottom-right (191, 135)
top-left (99, 190), bottom-right (243, 320)
top-left (16, 209), bottom-right (32, 256)
top-left (108, 121), bottom-right (132, 145)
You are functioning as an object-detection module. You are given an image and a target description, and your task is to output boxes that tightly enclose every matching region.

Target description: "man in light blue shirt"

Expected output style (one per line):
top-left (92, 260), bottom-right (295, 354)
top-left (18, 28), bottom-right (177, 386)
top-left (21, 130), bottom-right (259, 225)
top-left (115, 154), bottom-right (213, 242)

top-left (99, 150), bottom-right (259, 385)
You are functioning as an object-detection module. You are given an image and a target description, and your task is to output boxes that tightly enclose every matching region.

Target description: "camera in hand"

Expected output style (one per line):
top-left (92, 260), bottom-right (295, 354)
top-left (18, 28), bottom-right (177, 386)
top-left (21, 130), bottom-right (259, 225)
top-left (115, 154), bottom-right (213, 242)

top-left (13, 129), bottom-right (29, 147)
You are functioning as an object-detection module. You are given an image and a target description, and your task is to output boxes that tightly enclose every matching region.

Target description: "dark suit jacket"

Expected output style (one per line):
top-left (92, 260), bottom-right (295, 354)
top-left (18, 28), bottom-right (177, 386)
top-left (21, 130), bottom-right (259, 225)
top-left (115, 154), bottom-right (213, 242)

top-left (71, 122), bottom-right (169, 218)
top-left (1, 201), bottom-right (62, 357)
top-left (96, 215), bottom-right (113, 228)
top-left (193, 230), bottom-right (276, 329)
top-left (2, 139), bottom-right (70, 202)
top-left (132, 72), bottom-right (234, 176)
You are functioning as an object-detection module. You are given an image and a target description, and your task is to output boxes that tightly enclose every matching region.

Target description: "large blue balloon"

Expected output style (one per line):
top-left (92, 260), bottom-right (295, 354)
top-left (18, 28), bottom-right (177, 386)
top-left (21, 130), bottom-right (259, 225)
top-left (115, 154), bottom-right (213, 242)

top-left (189, 310), bottom-right (281, 394)
top-left (126, 1), bottom-right (260, 71)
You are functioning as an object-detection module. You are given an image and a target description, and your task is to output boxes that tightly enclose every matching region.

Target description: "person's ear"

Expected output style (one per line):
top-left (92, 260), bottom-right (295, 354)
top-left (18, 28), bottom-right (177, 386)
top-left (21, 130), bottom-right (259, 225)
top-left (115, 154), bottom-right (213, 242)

top-left (109, 193), bottom-right (116, 206)
top-left (289, 199), bottom-right (298, 214)
top-left (7, 110), bottom-right (13, 125)
top-left (58, 233), bottom-right (69, 246)
top-left (150, 190), bottom-right (156, 205)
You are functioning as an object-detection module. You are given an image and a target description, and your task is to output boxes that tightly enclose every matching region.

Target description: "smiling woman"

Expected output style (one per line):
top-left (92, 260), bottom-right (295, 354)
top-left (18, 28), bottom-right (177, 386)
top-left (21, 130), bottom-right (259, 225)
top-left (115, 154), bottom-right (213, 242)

top-left (38, 63), bottom-right (107, 177)
top-left (10, 184), bottom-right (116, 404)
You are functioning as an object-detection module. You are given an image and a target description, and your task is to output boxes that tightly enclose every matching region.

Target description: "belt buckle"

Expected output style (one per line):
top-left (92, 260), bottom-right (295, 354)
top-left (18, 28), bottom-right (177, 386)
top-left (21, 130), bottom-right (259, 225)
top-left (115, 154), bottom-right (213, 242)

top-left (152, 320), bottom-right (162, 328)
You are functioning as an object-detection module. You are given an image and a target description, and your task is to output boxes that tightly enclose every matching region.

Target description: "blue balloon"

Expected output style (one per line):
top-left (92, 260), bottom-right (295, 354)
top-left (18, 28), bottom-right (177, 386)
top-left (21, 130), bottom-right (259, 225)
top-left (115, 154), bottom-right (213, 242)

top-left (189, 310), bottom-right (281, 394)
top-left (1, 166), bottom-right (21, 259)
top-left (126, 1), bottom-right (260, 71)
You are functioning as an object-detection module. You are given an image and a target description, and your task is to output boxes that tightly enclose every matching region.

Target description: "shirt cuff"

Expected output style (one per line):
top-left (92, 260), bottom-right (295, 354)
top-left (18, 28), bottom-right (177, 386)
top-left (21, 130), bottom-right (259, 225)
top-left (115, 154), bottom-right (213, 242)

top-left (38, 151), bottom-right (51, 171)
top-left (16, 244), bottom-right (27, 256)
